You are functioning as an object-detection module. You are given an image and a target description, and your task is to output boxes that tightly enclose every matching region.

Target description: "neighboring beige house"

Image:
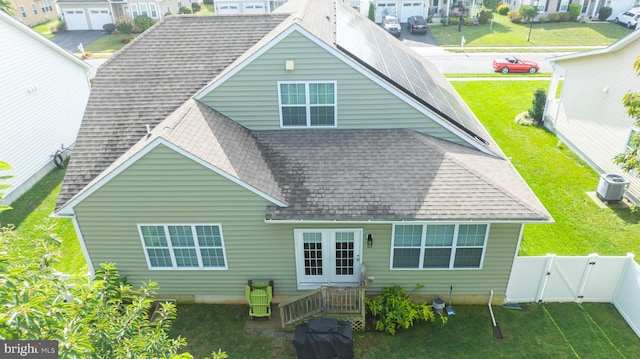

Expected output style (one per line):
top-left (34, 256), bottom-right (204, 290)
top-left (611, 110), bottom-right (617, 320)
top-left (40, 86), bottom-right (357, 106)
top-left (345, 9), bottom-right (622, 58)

top-left (543, 30), bottom-right (640, 204)
top-left (10, 0), bottom-right (59, 26)
top-left (55, 0), bottom-right (188, 30)
top-left (508, 0), bottom-right (638, 21)
top-left (0, 10), bottom-right (92, 205)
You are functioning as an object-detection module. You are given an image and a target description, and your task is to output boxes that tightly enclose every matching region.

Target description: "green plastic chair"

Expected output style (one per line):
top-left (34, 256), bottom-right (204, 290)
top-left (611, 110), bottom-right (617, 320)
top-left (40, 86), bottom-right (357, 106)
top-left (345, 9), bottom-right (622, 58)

top-left (245, 285), bottom-right (272, 319)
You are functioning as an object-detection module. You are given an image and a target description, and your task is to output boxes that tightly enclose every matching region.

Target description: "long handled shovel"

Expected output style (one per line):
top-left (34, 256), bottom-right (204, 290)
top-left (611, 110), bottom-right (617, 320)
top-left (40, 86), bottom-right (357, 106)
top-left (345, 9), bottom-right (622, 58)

top-left (446, 286), bottom-right (456, 316)
top-left (488, 290), bottom-right (503, 339)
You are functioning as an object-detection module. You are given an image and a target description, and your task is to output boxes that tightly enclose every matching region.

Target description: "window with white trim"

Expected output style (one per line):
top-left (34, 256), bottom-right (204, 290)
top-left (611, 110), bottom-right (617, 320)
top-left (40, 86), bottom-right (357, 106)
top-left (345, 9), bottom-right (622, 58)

top-left (31, 4), bottom-right (38, 15)
top-left (558, 0), bottom-right (569, 11)
top-left (130, 3), bottom-right (139, 18)
top-left (391, 224), bottom-right (488, 269)
top-left (278, 81), bottom-right (337, 127)
top-left (19, 6), bottom-right (27, 17)
top-left (149, 3), bottom-right (159, 18)
top-left (140, 3), bottom-right (149, 16)
top-left (139, 224), bottom-right (227, 269)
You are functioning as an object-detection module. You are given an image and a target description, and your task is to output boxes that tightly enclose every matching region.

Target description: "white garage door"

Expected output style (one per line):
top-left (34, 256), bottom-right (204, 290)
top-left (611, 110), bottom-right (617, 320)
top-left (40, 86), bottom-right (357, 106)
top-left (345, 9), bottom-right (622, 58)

top-left (243, 3), bottom-right (266, 13)
top-left (217, 4), bottom-right (239, 14)
top-left (64, 9), bottom-right (89, 30)
top-left (89, 9), bottom-right (112, 30)
top-left (375, 2), bottom-right (398, 22)
top-left (400, 1), bottom-right (423, 22)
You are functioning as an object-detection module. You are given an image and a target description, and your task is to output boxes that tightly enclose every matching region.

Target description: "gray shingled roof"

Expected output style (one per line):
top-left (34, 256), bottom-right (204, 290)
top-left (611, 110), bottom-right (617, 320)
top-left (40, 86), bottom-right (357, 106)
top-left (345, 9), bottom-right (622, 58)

top-left (57, 14), bottom-right (290, 209)
top-left (73, 99), bottom-right (550, 221)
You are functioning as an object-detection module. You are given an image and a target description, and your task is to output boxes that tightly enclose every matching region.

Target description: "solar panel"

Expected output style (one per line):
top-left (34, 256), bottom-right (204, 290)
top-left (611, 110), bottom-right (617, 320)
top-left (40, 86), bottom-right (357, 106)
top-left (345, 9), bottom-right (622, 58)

top-left (335, 4), bottom-right (487, 145)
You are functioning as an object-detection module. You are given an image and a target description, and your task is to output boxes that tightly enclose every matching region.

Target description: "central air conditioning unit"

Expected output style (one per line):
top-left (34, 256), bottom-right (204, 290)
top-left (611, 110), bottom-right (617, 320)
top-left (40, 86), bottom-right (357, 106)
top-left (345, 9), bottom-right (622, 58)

top-left (596, 174), bottom-right (629, 203)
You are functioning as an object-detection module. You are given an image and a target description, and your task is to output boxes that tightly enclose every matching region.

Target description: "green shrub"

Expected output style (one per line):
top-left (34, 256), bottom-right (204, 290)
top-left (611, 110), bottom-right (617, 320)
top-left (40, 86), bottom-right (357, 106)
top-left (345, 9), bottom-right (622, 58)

top-left (528, 88), bottom-right (546, 126)
top-left (507, 9), bottom-right (524, 23)
top-left (367, 2), bottom-right (375, 21)
top-left (569, 3), bottom-right (581, 20)
top-left (102, 23), bottom-right (115, 34)
top-left (134, 15), bottom-right (154, 32)
top-left (56, 19), bottom-right (67, 32)
top-left (547, 12), bottom-right (570, 22)
top-left (191, 2), bottom-right (201, 12)
top-left (519, 5), bottom-right (538, 22)
top-left (497, 4), bottom-right (510, 15)
top-left (116, 17), bottom-right (134, 34)
top-left (478, 10), bottom-right (493, 25)
top-left (365, 285), bottom-right (446, 335)
top-left (547, 13), bottom-right (561, 22)
top-left (179, 6), bottom-right (192, 14)
top-left (598, 6), bottom-right (612, 21)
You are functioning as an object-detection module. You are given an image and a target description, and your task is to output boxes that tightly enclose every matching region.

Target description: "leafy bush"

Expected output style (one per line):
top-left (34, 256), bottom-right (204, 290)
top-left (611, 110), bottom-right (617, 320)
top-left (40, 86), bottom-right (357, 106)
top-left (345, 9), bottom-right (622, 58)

top-left (598, 6), bottom-right (612, 21)
top-left (191, 2), bottom-right (201, 12)
top-left (519, 5), bottom-right (538, 22)
top-left (508, 9), bottom-right (524, 23)
top-left (365, 285), bottom-right (446, 335)
top-left (134, 15), bottom-right (154, 32)
top-left (56, 19), bottom-right (67, 32)
top-left (478, 10), bottom-right (493, 25)
top-left (497, 4), bottom-right (510, 15)
top-left (203, 0), bottom-right (213, 4)
top-left (569, 3), bottom-right (581, 20)
top-left (179, 6), bottom-right (192, 14)
top-left (528, 88), bottom-right (546, 126)
top-left (547, 12), bottom-right (570, 22)
top-left (515, 111), bottom-right (536, 126)
top-left (116, 17), bottom-right (134, 34)
top-left (102, 23), bottom-right (116, 34)
top-left (368, 2), bottom-right (375, 21)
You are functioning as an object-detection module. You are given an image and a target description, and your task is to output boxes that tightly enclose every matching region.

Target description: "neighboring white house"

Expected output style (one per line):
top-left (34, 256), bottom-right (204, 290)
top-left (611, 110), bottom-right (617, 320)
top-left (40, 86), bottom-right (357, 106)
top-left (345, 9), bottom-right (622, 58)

top-left (214, 0), bottom-right (286, 14)
top-left (0, 11), bottom-right (92, 205)
top-left (543, 30), bottom-right (640, 204)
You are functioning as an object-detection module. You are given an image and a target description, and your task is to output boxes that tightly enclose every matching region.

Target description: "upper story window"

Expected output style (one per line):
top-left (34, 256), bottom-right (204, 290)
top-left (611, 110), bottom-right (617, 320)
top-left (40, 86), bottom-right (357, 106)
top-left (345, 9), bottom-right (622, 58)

top-left (138, 224), bottom-right (228, 270)
top-left (391, 223), bottom-right (488, 270)
top-left (278, 81), bottom-right (337, 128)
top-left (31, 4), bottom-right (37, 15)
top-left (130, 4), bottom-right (139, 18)
top-left (19, 6), bottom-right (27, 17)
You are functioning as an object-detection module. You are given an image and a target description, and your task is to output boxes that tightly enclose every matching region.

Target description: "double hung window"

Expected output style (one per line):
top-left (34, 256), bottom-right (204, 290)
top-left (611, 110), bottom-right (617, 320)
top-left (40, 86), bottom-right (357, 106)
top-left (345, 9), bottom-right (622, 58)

top-left (391, 224), bottom-right (488, 269)
top-left (139, 224), bottom-right (227, 269)
top-left (278, 82), bottom-right (336, 127)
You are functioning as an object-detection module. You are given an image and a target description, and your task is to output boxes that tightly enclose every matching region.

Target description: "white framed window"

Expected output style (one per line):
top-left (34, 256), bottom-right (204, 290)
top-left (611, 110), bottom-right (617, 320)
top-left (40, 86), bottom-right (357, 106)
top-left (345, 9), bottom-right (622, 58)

top-left (130, 3), bottom-right (139, 18)
top-left (138, 224), bottom-right (228, 270)
top-left (31, 4), bottom-right (38, 15)
top-left (559, 0), bottom-right (568, 11)
top-left (625, 128), bottom-right (640, 151)
top-left (278, 81), bottom-right (337, 127)
top-left (149, 3), bottom-right (159, 18)
top-left (19, 6), bottom-right (27, 17)
top-left (140, 3), bottom-right (149, 16)
top-left (391, 223), bottom-right (489, 270)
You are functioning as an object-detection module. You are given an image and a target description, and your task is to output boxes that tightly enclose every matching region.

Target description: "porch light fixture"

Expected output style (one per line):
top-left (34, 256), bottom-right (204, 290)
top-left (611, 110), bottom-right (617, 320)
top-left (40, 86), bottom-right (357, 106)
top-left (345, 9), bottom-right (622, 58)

top-left (367, 234), bottom-right (373, 248)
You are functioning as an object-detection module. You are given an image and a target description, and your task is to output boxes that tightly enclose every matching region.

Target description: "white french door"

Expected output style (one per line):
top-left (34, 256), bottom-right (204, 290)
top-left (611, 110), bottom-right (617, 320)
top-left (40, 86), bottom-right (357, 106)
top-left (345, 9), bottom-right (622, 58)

top-left (294, 229), bottom-right (362, 289)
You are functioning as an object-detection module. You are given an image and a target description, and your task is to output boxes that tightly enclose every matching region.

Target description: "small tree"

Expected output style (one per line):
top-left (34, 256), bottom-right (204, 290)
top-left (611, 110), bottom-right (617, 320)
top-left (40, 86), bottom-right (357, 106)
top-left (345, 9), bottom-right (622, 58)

top-left (0, 0), bottom-right (15, 14)
top-left (528, 88), bottom-right (546, 126)
top-left (134, 14), bottom-right (155, 32)
top-left (519, 4), bottom-right (539, 23)
top-left (614, 56), bottom-right (640, 173)
top-left (368, 2), bottom-right (375, 22)
top-left (568, 3), bottom-right (581, 20)
top-left (598, 7), bottom-right (612, 21)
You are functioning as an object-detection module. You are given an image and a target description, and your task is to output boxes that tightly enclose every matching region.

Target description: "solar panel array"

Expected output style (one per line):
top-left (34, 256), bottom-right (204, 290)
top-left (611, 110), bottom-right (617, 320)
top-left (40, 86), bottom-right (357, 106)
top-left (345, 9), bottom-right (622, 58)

top-left (335, 5), bottom-right (487, 144)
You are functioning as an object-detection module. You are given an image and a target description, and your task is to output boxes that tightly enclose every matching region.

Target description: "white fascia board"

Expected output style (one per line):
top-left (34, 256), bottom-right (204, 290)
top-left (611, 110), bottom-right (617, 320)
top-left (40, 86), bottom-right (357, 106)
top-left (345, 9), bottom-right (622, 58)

top-left (193, 24), bottom-right (494, 156)
top-left (55, 138), bottom-right (287, 215)
top-left (264, 218), bottom-right (552, 224)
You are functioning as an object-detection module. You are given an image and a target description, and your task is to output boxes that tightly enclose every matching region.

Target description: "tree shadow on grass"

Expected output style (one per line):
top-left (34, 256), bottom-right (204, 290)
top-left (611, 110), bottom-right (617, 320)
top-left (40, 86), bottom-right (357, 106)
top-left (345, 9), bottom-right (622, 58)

top-left (0, 166), bottom-right (66, 228)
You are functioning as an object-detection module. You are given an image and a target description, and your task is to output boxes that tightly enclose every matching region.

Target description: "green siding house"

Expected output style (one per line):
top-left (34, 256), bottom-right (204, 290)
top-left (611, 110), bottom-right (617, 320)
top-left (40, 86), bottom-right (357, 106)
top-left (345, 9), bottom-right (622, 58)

top-left (54, 0), bottom-right (552, 305)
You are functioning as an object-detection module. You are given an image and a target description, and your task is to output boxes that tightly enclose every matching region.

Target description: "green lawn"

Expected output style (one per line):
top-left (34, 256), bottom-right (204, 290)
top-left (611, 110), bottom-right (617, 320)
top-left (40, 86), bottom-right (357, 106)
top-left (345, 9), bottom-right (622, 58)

top-left (31, 19), bottom-right (59, 39)
top-left (452, 81), bottom-right (640, 257)
top-left (171, 303), bottom-right (640, 358)
top-left (0, 166), bottom-right (85, 274)
top-left (84, 34), bottom-right (139, 54)
top-left (430, 14), bottom-right (631, 47)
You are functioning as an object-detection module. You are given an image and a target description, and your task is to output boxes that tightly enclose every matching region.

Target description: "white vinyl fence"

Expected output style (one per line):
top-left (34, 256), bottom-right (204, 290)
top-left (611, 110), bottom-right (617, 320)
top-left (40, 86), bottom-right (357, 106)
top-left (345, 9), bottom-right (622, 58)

top-left (505, 253), bottom-right (640, 338)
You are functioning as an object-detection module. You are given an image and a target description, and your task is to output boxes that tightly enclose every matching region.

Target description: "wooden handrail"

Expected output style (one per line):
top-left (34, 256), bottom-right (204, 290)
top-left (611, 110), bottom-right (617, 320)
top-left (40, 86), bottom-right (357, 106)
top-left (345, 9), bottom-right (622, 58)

top-left (278, 286), bottom-right (365, 328)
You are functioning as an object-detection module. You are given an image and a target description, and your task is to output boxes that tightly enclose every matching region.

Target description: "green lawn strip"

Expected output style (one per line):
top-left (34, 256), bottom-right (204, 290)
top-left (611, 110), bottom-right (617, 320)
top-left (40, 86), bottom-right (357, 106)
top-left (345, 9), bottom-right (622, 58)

top-left (452, 81), bottom-right (640, 258)
top-left (0, 166), bottom-right (84, 274)
top-left (83, 33), bottom-right (139, 53)
top-left (31, 19), bottom-right (59, 39)
top-left (168, 304), bottom-right (277, 359)
top-left (429, 14), bottom-right (630, 47)
top-left (543, 303), bottom-right (635, 358)
top-left (579, 303), bottom-right (640, 356)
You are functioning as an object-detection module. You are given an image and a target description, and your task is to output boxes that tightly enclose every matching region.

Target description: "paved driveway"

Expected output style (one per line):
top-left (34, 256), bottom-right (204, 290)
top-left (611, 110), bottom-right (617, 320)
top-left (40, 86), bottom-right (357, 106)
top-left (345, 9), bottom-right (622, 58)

top-left (51, 31), bottom-right (105, 53)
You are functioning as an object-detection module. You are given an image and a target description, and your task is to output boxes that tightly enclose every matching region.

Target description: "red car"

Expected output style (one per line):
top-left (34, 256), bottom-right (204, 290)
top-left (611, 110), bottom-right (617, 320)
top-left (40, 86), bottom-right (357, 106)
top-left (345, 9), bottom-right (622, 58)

top-left (492, 57), bottom-right (540, 74)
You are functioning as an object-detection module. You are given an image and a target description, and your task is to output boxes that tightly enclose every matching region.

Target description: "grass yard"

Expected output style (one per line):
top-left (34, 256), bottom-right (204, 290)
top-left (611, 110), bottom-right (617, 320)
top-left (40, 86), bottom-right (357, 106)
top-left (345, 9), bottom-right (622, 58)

top-left (452, 80), bottom-right (640, 257)
top-left (84, 33), bottom-right (139, 54)
top-left (171, 303), bottom-right (640, 358)
top-left (0, 166), bottom-right (84, 274)
top-left (430, 14), bottom-right (631, 47)
top-left (31, 19), bottom-right (59, 39)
